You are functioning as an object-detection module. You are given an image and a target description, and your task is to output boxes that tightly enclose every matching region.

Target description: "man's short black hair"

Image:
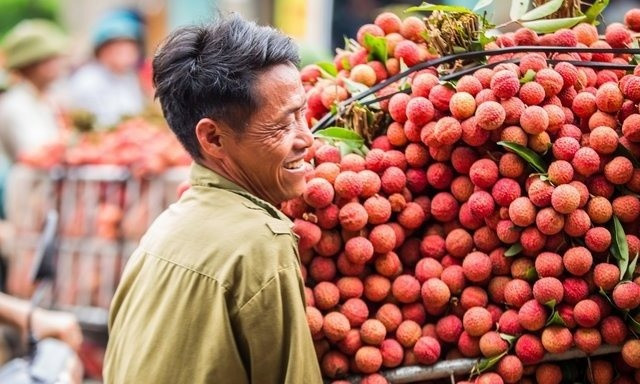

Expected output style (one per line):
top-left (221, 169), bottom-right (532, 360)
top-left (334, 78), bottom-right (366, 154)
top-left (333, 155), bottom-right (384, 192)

top-left (152, 14), bottom-right (300, 159)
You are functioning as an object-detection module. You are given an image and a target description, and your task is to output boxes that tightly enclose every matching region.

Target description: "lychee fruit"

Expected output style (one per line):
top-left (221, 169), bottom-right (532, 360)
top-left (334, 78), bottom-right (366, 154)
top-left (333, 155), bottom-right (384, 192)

top-left (515, 334), bottom-right (544, 365)
top-left (518, 299), bottom-right (547, 331)
top-left (622, 339), bottom-right (640, 369)
top-left (551, 184), bottom-right (580, 214)
top-left (475, 101), bottom-right (506, 131)
top-left (520, 105), bottom-right (549, 134)
top-left (541, 326), bottom-right (573, 354)
top-left (491, 70), bottom-right (520, 99)
top-left (574, 299), bottom-right (601, 327)
top-left (323, 311), bottom-right (351, 342)
top-left (413, 336), bottom-right (441, 365)
top-left (463, 307), bottom-right (493, 337)
top-left (613, 282), bottom-right (640, 310)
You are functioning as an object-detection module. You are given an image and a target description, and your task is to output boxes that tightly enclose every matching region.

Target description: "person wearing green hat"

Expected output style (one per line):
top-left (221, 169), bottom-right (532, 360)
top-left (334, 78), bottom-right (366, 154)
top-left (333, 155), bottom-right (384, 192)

top-left (0, 19), bottom-right (67, 162)
top-left (0, 19), bottom-right (68, 221)
top-left (67, 10), bottom-right (145, 127)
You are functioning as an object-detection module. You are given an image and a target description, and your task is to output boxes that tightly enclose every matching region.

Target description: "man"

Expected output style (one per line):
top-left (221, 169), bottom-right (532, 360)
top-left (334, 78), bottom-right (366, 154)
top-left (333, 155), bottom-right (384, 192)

top-left (104, 14), bottom-right (322, 383)
top-left (68, 10), bottom-right (145, 127)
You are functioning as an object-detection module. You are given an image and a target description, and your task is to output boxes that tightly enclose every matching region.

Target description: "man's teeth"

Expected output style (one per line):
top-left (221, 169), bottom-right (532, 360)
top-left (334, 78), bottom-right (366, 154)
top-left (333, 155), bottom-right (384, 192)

top-left (284, 159), bottom-right (305, 169)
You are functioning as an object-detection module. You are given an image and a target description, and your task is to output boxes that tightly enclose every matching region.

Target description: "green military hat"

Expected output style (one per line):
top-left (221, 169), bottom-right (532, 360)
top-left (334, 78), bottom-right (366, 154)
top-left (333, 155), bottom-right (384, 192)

top-left (2, 19), bottom-right (68, 70)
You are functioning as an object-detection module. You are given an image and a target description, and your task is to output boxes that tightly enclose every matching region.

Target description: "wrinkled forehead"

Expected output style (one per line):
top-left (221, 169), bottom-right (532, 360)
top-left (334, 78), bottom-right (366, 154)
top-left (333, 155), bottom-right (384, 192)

top-left (253, 63), bottom-right (306, 112)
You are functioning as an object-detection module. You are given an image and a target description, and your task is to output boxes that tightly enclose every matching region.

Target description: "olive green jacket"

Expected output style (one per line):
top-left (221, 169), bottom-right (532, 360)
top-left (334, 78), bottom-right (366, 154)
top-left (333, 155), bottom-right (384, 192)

top-left (103, 163), bottom-right (322, 383)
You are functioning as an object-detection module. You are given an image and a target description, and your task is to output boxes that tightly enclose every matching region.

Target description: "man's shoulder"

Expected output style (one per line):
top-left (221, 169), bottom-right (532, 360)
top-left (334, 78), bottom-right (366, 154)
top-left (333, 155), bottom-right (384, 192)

top-left (138, 189), bottom-right (300, 293)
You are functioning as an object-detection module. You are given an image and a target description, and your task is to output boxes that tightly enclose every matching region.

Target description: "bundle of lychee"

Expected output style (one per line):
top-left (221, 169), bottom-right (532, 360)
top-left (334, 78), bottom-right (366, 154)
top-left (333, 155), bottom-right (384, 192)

top-left (286, 7), bottom-right (640, 384)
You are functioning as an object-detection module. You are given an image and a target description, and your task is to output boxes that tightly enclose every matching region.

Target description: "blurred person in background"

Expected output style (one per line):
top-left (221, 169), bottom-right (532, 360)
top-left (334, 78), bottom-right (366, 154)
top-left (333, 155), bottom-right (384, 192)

top-left (0, 19), bottom-right (67, 165)
top-left (67, 9), bottom-right (145, 127)
top-left (0, 19), bottom-right (68, 222)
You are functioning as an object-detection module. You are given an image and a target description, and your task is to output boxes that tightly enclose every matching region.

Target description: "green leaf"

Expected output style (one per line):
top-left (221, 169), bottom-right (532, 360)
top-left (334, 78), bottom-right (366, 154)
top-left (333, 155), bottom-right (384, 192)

top-left (610, 216), bottom-right (630, 280)
top-left (336, 141), bottom-right (353, 157)
top-left (524, 266), bottom-right (538, 282)
top-left (499, 333), bottom-right (517, 345)
top-left (504, 243), bottom-right (522, 257)
top-left (510, 0), bottom-right (530, 21)
top-left (363, 33), bottom-right (388, 64)
top-left (472, 351), bottom-right (508, 376)
top-left (626, 252), bottom-right (639, 281)
top-left (473, 0), bottom-right (494, 12)
top-left (341, 56), bottom-right (351, 71)
top-left (546, 309), bottom-right (567, 327)
top-left (616, 142), bottom-right (640, 168)
top-left (314, 127), bottom-right (365, 146)
top-left (585, 0), bottom-right (609, 24)
top-left (521, 16), bottom-right (586, 33)
top-left (316, 61), bottom-right (337, 77)
top-left (520, 69), bottom-right (536, 84)
top-left (519, 0), bottom-right (563, 21)
top-left (544, 299), bottom-right (557, 310)
top-left (406, 2), bottom-right (473, 14)
top-left (497, 141), bottom-right (547, 173)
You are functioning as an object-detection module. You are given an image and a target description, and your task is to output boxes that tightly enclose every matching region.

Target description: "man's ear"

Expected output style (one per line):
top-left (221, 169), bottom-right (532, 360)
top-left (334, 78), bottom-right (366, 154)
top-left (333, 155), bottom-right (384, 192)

top-left (195, 117), bottom-right (227, 159)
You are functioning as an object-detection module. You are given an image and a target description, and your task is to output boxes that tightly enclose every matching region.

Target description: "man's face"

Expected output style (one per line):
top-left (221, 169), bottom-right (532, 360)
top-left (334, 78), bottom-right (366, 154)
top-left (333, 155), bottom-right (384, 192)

top-left (23, 56), bottom-right (65, 88)
top-left (221, 63), bottom-right (313, 205)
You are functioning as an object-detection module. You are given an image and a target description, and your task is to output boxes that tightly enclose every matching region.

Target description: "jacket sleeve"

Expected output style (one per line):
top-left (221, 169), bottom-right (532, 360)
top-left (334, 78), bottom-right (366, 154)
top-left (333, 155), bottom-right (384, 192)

top-left (232, 263), bottom-right (323, 384)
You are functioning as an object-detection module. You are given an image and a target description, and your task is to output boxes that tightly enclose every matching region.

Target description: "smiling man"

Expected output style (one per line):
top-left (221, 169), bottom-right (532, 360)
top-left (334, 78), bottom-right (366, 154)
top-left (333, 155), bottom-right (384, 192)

top-left (103, 15), bottom-right (321, 383)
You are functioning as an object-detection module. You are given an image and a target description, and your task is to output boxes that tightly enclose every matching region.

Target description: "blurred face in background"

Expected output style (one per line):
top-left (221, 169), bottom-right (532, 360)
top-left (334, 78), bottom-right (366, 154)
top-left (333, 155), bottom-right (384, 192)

top-left (97, 39), bottom-right (140, 74)
top-left (20, 56), bottom-right (66, 90)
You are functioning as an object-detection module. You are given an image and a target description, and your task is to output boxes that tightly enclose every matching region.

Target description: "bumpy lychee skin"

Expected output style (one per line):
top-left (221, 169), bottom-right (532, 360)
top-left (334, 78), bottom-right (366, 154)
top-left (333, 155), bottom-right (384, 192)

top-left (463, 307), bottom-right (493, 337)
top-left (388, 93), bottom-right (411, 123)
top-left (536, 68), bottom-right (564, 98)
top-left (469, 158), bottom-right (499, 189)
top-left (381, 166), bottom-right (407, 195)
top-left (475, 101), bottom-right (506, 131)
top-left (323, 311), bottom-right (351, 342)
top-left (492, 178), bottom-right (521, 207)
top-left (563, 209), bottom-right (591, 237)
top-left (586, 196), bottom-right (613, 224)
top-left (573, 328), bottom-right (601, 354)
top-left (589, 126), bottom-right (619, 155)
top-left (563, 246), bottom-right (593, 277)
top-left (321, 350), bottom-right (349, 379)
top-left (605, 156), bottom-right (634, 185)
top-left (518, 299), bottom-right (548, 331)
top-left (622, 340), bottom-right (640, 369)
top-left (548, 160), bottom-right (574, 185)
top-left (406, 96), bottom-right (435, 126)
top-left (552, 136), bottom-right (580, 161)
top-left (541, 326), bottom-right (573, 354)
top-left (625, 9), bottom-right (640, 31)
top-left (550, 184), bottom-right (580, 214)
top-left (601, 315), bottom-right (628, 345)
top-left (478, 331), bottom-right (508, 358)
top-left (536, 252), bottom-right (564, 278)
top-left (493, 355), bottom-right (522, 384)
top-left (520, 105), bottom-right (549, 134)
top-left (434, 116), bottom-right (462, 145)
top-left (303, 178), bottom-right (335, 208)
top-left (584, 227), bottom-right (611, 254)
top-left (449, 92), bottom-right (477, 120)
top-left (334, 171), bottom-right (363, 199)
top-left (339, 203), bottom-right (369, 232)
top-left (380, 338), bottom-right (403, 368)
top-left (574, 299), bottom-right (601, 328)
top-left (429, 84), bottom-right (456, 112)
top-left (468, 190), bottom-right (495, 219)
top-left (491, 70), bottom-right (520, 99)
top-left (536, 207), bottom-right (565, 235)
top-left (509, 197), bottom-right (537, 227)
top-left (355, 346), bottom-right (383, 374)
top-left (613, 282), bottom-right (640, 310)
top-left (617, 192), bottom-right (640, 219)
top-left (596, 82), bottom-right (624, 113)
top-left (515, 334), bottom-right (544, 365)
top-left (463, 252), bottom-right (492, 283)
top-left (533, 277), bottom-right (564, 305)
top-left (435, 314), bottom-right (463, 344)
top-left (527, 178), bottom-right (554, 207)
top-left (421, 278), bottom-right (451, 308)
top-left (413, 336), bottom-right (441, 365)
top-left (391, 274), bottom-right (421, 304)
top-left (519, 81), bottom-right (546, 106)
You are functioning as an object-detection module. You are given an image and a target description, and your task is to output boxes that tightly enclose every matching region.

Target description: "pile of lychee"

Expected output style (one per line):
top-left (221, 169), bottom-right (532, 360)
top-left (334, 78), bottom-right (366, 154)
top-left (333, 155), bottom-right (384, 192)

top-left (287, 8), bottom-right (640, 384)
